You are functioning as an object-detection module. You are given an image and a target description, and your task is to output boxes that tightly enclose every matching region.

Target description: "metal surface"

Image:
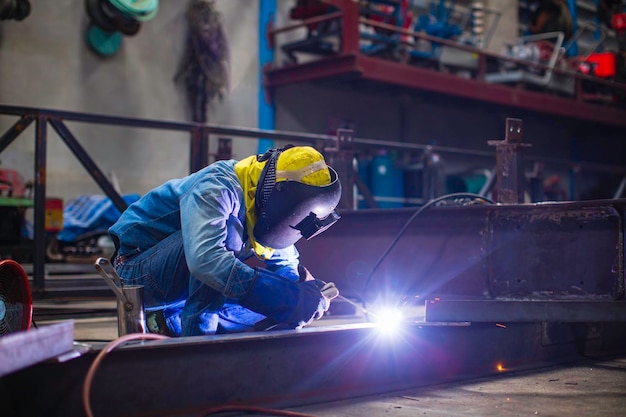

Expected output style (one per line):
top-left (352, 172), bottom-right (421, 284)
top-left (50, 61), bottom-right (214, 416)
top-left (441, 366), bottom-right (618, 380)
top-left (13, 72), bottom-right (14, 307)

top-left (488, 118), bottom-right (530, 204)
top-left (2, 321), bottom-right (626, 417)
top-left (425, 300), bottom-right (626, 322)
top-left (115, 285), bottom-right (145, 335)
top-left (0, 320), bottom-right (74, 378)
top-left (94, 258), bottom-right (146, 336)
top-left (296, 198), bottom-right (625, 306)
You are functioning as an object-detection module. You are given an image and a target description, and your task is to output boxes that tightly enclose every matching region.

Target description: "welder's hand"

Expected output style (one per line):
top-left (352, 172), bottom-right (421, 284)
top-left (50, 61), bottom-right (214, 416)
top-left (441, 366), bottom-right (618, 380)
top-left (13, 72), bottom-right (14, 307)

top-left (308, 279), bottom-right (339, 320)
top-left (242, 268), bottom-right (335, 329)
top-left (298, 279), bottom-right (331, 322)
top-left (318, 281), bottom-right (339, 301)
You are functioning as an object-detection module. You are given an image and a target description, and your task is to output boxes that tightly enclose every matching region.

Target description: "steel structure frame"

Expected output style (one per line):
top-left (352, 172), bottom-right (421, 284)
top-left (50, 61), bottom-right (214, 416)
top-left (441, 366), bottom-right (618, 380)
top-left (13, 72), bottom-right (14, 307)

top-left (264, 0), bottom-right (626, 127)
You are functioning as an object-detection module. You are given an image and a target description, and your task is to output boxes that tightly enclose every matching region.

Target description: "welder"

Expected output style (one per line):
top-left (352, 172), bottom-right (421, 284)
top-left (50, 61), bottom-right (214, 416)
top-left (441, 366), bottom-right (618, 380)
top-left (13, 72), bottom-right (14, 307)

top-left (108, 145), bottom-right (341, 337)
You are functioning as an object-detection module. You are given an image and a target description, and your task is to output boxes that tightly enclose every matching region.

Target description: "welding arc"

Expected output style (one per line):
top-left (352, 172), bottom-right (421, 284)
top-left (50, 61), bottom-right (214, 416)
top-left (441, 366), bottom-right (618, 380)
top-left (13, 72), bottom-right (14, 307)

top-left (361, 192), bottom-right (494, 317)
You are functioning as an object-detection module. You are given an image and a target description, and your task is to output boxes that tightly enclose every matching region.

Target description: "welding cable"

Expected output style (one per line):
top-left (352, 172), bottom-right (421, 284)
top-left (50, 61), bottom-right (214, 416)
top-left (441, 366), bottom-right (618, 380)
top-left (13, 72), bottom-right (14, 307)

top-left (201, 404), bottom-right (320, 416)
top-left (361, 192), bottom-right (495, 316)
top-left (82, 333), bottom-right (169, 417)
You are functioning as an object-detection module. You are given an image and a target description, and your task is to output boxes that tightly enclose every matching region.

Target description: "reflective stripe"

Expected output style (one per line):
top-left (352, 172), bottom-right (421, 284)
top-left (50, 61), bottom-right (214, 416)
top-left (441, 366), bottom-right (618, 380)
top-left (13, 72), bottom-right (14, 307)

top-left (276, 160), bottom-right (328, 182)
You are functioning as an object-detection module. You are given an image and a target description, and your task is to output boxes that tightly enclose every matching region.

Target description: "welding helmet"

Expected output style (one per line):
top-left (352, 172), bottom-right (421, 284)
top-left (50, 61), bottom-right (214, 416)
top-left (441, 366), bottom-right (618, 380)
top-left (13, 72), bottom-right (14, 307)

top-left (253, 145), bottom-right (341, 249)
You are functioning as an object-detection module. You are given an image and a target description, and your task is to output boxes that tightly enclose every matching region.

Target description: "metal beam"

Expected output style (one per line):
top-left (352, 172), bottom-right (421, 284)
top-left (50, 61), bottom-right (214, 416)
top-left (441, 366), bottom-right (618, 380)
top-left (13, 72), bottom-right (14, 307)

top-left (424, 300), bottom-right (626, 323)
top-left (296, 199), bottom-right (625, 303)
top-left (0, 115), bottom-right (34, 153)
top-left (49, 119), bottom-right (127, 214)
top-left (264, 53), bottom-right (626, 127)
top-left (3, 321), bottom-right (626, 417)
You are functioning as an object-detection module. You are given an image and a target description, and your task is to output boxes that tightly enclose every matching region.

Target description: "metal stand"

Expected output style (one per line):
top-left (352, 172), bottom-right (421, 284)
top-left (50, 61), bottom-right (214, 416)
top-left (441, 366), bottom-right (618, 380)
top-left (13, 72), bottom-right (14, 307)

top-left (94, 257), bottom-right (146, 336)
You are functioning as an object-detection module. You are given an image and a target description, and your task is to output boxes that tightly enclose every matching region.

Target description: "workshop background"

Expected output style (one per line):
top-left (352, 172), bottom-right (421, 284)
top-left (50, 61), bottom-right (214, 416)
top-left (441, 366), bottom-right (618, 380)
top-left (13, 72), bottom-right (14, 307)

top-left (1, 1), bottom-right (626, 417)
top-left (1, 0), bottom-right (624, 205)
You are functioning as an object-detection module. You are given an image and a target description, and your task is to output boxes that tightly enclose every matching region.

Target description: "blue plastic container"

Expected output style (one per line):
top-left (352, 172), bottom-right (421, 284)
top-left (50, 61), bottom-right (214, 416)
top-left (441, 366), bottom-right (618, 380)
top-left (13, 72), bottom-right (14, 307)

top-left (370, 151), bottom-right (405, 208)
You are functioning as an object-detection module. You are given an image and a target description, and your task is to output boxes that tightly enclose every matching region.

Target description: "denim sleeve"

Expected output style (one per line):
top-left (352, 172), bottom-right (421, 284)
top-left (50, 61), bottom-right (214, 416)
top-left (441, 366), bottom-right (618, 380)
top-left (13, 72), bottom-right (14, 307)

top-left (264, 245), bottom-right (300, 282)
top-left (180, 176), bottom-right (256, 300)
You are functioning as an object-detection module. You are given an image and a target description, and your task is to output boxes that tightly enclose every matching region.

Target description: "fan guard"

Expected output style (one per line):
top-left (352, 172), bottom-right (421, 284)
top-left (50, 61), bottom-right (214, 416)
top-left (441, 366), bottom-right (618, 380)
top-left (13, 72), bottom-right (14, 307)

top-left (0, 260), bottom-right (33, 336)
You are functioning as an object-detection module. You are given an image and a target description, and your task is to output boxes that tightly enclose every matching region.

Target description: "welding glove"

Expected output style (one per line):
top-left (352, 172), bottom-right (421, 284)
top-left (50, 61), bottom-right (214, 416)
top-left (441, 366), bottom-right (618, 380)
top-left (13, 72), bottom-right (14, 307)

top-left (240, 268), bottom-right (331, 328)
top-left (298, 264), bottom-right (315, 282)
top-left (299, 265), bottom-right (339, 300)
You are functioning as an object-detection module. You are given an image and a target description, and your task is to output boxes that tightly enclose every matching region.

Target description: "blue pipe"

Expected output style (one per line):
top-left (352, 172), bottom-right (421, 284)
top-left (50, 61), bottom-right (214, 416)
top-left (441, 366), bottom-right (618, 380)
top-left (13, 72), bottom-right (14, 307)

top-left (258, 0), bottom-right (276, 154)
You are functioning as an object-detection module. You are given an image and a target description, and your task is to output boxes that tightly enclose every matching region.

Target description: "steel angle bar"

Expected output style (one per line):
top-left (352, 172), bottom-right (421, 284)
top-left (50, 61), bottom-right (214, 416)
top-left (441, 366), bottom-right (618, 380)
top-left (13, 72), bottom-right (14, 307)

top-left (0, 321), bottom-right (74, 378)
top-left (0, 115), bottom-right (34, 153)
top-left (48, 119), bottom-right (127, 214)
top-left (424, 300), bottom-right (626, 323)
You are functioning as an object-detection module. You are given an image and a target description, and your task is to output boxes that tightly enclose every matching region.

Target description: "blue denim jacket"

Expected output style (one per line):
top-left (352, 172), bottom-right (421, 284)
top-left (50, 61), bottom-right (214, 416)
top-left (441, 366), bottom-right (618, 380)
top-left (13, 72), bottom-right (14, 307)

top-left (109, 160), bottom-right (300, 300)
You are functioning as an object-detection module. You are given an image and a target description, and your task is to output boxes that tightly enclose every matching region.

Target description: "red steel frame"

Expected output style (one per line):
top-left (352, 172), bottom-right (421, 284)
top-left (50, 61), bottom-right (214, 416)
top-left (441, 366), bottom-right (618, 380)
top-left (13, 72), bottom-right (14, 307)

top-left (265, 0), bottom-right (626, 127)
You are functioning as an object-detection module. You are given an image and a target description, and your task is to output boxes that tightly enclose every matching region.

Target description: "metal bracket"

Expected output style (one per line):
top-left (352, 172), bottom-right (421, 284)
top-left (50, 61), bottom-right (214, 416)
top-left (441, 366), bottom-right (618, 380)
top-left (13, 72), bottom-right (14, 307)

top-left (504, 118), bottom-right (523, 143)
top-left (487, 118), bottom-right (532, 204)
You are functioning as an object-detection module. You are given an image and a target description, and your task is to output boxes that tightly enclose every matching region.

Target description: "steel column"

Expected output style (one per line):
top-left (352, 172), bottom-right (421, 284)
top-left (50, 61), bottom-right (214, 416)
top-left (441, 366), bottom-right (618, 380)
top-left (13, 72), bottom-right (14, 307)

top-left (190, 126), bottom-right (209, 173)
top-left (488, 118), bottom-right (530, 204)
top-left (32, 116), bottom-right (47, 292)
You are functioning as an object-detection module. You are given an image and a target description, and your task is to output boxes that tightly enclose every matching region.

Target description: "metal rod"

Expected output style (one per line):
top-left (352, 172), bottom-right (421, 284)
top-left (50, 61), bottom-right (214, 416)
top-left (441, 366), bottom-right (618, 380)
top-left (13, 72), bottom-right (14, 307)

top-left (0, 115), bottom-right (34, 153)
top-left (0, 104), bottom-right (336, 143)
top-left (48, 119), bottom-right (128, 214)
top-left (268, 10), bottom-right (343, 36)
top-left (1, 105), bottom-right (624, 175)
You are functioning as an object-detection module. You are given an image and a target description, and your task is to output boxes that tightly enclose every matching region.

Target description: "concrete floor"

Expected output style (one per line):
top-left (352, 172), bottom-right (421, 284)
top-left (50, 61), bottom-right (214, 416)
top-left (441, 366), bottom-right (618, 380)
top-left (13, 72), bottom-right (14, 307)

top-left (291, 356), bottom-right (626, 417)
top-left (30, 299), bottom-right (626, 417)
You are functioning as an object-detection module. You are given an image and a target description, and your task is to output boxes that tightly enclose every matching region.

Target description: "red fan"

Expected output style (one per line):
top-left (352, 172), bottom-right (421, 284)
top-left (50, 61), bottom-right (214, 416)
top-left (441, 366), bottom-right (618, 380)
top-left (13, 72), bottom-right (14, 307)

top-left (0, 260), bottom-right (32, 336)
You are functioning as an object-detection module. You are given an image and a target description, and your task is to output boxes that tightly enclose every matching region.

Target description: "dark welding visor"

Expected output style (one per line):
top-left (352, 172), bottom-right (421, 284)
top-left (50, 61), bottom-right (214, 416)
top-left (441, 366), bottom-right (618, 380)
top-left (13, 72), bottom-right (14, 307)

top-left (253, 166), bottom-right (341, 249)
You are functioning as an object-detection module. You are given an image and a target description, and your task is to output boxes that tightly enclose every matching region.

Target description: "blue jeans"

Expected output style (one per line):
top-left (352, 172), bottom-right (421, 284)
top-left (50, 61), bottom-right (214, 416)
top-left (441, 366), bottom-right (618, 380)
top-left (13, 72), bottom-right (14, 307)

top-left (113, 230), bottom-right (265, 336)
